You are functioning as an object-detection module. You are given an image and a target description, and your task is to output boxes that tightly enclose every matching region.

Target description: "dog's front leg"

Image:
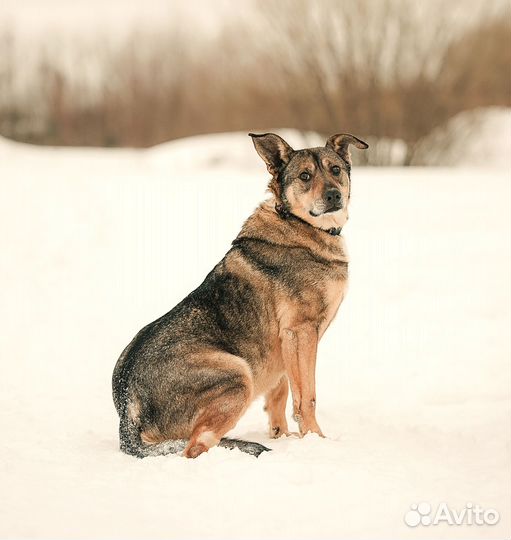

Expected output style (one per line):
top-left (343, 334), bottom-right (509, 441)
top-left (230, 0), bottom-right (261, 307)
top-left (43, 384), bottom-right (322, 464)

top-left (264, 375), bottom-right (291, 438)
top-left (280, 324), bottom-right (324, 437)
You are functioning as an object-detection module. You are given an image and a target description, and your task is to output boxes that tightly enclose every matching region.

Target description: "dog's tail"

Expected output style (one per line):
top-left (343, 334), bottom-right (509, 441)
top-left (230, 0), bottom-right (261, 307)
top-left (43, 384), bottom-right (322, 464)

top-left (119, 415), bottom-right (270, 458)
top-left (217, 437), bottom-right (271, 457)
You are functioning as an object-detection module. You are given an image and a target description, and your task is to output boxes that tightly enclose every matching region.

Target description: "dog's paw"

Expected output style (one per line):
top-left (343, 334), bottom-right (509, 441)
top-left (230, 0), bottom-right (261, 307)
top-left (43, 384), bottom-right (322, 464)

top-left (184, 442), bottom-right (208, 459)
top-left (299, 425), bottom-right (325, 438)
top-left (270, 426), bottom-right (286, 438)
top-left (270, 426), bottom-right (296, 438)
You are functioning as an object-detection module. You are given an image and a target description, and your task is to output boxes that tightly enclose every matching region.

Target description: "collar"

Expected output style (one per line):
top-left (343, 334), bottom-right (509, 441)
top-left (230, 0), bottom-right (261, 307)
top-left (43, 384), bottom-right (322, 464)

top-left (275, 203), bottom-right (342, 237)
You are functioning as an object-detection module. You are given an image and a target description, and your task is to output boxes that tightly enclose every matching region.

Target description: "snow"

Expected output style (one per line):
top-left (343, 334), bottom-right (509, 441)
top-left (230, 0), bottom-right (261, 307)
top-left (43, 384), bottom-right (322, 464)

top-left (412, 107), bottom-right (511, 167)
top-left (0, 132), bottom-right (510, 539)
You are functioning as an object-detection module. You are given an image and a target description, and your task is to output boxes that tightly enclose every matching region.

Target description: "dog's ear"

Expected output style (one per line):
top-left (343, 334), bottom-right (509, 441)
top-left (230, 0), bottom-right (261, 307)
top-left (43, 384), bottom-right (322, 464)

top-left (326, 134), bottom-right (368, 167)
top-left (249, 133), bottom-right (294, 176)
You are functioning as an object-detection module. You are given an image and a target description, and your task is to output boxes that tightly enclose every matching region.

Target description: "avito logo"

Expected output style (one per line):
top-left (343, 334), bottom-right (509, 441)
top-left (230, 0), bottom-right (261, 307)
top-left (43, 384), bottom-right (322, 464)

top-left (404, 502), bottom-right (499, 527)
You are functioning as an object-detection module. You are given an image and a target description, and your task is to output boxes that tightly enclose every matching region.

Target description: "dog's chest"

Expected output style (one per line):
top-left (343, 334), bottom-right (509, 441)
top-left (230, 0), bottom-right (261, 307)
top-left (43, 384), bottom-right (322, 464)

top-left (275, 260), bottom-right (348, 332)
top-left (318, 272), bottom-right (348, 337)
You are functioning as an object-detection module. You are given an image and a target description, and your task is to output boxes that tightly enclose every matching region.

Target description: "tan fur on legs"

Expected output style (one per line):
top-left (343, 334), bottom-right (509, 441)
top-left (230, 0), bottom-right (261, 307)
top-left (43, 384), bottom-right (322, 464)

top-left (280, 324), bottom-right (324, 437)
top-left (264, 375), bottom-right (290, 438)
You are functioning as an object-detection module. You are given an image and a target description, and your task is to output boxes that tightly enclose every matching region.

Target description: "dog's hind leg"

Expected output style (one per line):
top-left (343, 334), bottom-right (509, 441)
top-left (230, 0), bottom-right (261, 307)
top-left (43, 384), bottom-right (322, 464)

top-left (184, 385), bottom-right (251, 458)
top-left (264, 375), bottom-right (291, 438)
top-left (184, 354), bottom-right (259, 458)
top-left (119, 353), bottom-right (270, 459)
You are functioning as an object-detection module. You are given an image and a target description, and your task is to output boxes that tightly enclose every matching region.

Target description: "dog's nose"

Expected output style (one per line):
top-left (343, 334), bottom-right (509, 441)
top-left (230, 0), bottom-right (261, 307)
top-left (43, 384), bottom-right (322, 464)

top-left (324, 188), bottom-right (342, 208)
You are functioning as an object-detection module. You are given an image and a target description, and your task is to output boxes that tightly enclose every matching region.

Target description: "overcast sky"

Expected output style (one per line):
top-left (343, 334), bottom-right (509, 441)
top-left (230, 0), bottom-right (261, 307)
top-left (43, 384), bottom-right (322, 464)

top-left (1, 0), bottom-right (506, 44)
top-left (0, 0), bottom-right (230, 40)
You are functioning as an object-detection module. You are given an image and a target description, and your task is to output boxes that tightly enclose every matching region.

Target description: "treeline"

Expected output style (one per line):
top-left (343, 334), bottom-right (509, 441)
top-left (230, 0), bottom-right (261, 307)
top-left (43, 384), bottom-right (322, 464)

top-left (0, 0), bottom-right (509, 164)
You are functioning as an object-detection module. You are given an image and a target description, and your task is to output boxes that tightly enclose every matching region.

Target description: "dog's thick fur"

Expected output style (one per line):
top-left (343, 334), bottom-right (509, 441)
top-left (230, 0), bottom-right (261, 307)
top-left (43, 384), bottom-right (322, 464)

top-left (112, 132), bottom-right (368, 458)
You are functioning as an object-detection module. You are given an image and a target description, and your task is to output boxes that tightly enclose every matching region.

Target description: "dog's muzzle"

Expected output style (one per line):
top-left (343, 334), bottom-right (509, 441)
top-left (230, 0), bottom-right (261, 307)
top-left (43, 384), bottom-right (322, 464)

top-left (309, 189), bottom-right (343, 217)
top-left (323, 188), bottom-right (342, 213)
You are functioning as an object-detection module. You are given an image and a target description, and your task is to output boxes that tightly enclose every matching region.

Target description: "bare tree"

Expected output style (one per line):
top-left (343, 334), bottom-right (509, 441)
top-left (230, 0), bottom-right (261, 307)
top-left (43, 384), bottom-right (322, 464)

top-left (0, 0), bottom-right (509, 163)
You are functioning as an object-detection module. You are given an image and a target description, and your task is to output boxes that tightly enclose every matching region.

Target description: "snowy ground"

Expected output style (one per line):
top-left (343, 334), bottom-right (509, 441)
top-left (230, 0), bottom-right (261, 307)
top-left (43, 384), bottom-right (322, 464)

top-left (0, 133), bottom-right (510, 539)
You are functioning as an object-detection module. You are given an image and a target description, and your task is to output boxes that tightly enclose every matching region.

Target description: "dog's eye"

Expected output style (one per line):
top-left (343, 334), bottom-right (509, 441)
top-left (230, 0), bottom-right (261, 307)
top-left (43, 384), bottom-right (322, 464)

top-left (332, 166), bottom-right (341, 176)
top-left (300, 172), bottom-right (311, 181)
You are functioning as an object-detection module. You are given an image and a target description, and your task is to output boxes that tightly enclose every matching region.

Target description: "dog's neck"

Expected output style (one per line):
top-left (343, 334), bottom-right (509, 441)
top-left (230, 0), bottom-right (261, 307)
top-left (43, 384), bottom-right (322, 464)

top-left (274, 203), bottom-right (342, 237)
top-left (235, 201), bottom-right (349, 264)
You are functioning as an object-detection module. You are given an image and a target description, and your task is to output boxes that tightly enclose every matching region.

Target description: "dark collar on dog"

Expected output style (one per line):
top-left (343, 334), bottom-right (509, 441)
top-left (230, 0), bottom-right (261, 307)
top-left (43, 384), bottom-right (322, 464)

top-left (275, 204), bottom-right (342, 237)
top-left (325, 226), bottom-right (342, 236)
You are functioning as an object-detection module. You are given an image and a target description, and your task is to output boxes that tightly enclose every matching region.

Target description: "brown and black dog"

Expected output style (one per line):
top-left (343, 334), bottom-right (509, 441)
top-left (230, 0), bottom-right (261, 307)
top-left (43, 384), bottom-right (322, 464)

top-left (112, 132), bottom-right (368, 458)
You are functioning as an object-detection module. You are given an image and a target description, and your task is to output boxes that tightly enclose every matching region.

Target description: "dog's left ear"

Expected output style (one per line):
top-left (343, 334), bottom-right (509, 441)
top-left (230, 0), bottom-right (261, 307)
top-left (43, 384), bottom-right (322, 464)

top-left (326, 134), bottom-right (368, 167)
top-left (249, 133), bottom-right (294, 176)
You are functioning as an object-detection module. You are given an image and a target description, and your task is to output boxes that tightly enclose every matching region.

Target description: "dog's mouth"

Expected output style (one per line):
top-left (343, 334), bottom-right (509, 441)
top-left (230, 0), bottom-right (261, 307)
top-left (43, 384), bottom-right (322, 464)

top-left (309, 206), bottom-right (342, 217)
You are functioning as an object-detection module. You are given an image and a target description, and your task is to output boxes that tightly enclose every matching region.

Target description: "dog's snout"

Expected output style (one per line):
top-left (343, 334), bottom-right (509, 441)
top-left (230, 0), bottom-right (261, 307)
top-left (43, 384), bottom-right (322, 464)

top-left (324, 188), bottom-right (342, 209)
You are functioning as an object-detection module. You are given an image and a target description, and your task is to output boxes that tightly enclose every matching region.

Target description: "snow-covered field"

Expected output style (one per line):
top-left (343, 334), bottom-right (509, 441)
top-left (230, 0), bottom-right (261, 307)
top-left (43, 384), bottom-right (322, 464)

top-left (0, 133), bottom-right (510, 539)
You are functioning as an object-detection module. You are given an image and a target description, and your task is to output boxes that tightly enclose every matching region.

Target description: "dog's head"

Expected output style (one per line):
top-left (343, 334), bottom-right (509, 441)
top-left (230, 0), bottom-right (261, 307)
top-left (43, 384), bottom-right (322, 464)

top-left (250, 132), bottom-right (368, 231)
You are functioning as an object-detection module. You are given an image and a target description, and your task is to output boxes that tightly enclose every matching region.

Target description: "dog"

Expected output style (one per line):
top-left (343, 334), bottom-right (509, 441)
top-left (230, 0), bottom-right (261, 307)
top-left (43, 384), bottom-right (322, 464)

top-left (112, 132), bottom-right (368, 458)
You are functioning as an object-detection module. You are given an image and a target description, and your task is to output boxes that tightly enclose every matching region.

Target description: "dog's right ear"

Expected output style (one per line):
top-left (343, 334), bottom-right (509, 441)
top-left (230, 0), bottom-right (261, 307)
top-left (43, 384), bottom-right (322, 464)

top-left (249, 133), bottom-right (294, 176)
